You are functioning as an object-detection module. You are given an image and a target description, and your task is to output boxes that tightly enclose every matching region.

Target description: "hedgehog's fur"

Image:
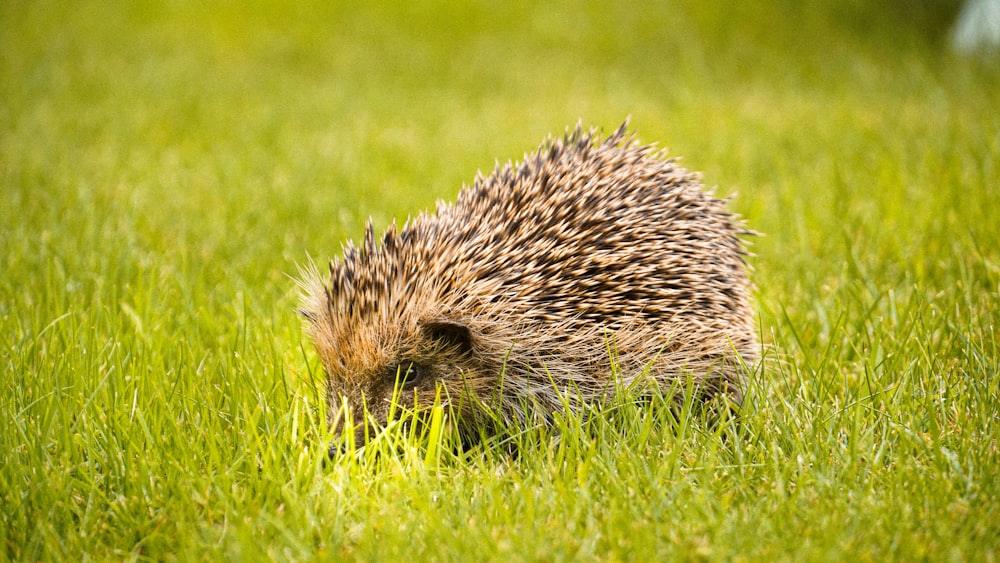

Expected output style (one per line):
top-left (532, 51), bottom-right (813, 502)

top-left (301, 124), bottom-right (756, 451)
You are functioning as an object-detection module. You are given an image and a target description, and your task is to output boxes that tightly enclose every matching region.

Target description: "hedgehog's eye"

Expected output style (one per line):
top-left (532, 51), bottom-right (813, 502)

top-left (389, 362), bottom-right (423, 388)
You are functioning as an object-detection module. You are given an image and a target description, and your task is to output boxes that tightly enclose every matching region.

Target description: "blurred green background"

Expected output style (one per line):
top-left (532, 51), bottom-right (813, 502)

top-left (4, 0), bottom-right (995, 356)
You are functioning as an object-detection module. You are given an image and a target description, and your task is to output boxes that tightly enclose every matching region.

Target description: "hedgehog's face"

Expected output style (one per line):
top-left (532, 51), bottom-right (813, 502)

top-left (313, 317), bottom-right (476, 455)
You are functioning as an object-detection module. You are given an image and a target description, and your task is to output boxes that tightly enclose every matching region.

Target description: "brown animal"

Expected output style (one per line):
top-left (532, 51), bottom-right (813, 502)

top-left (300, 124), bottom-right (756, 452)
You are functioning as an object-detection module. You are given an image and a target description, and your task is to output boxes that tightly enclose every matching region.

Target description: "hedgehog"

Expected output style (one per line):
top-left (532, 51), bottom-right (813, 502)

top-left (300, 124), bottom-right (756, 453)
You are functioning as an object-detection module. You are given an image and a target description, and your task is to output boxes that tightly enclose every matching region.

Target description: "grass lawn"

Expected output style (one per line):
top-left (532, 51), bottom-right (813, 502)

top-left (2, 0), bottom-right (998, 559)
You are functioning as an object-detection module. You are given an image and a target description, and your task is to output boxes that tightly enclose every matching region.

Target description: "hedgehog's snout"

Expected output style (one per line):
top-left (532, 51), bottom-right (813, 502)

top-left (327, 440), bottom-right (343, 459)
top-left (327, 424), bottom-right (370, 459)
top-left (327, 409), bottom-right (376, 459)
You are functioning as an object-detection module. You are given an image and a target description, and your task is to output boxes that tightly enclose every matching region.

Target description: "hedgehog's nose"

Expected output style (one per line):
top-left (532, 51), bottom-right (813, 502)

top-left (327, 440), bottom-right (345, 460)
top-left (326, 425), bottom-right (370, 460)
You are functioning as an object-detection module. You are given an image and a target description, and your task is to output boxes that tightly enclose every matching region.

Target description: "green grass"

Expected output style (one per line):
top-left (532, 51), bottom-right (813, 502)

top-left (2, 0), bottom-right (998, 559)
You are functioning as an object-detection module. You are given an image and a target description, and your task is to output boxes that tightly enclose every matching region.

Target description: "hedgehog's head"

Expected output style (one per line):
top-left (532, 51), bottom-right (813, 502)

top-left (299, 222), bottom-right (482, 456)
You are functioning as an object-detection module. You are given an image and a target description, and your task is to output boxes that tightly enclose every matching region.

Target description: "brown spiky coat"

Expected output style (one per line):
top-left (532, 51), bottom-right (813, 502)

top-left (301, 125), bottom-right (756, 446)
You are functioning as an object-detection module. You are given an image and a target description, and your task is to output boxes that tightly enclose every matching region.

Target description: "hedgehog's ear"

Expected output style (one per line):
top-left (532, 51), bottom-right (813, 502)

top-left (422, 320), bottom-right (473, 358)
